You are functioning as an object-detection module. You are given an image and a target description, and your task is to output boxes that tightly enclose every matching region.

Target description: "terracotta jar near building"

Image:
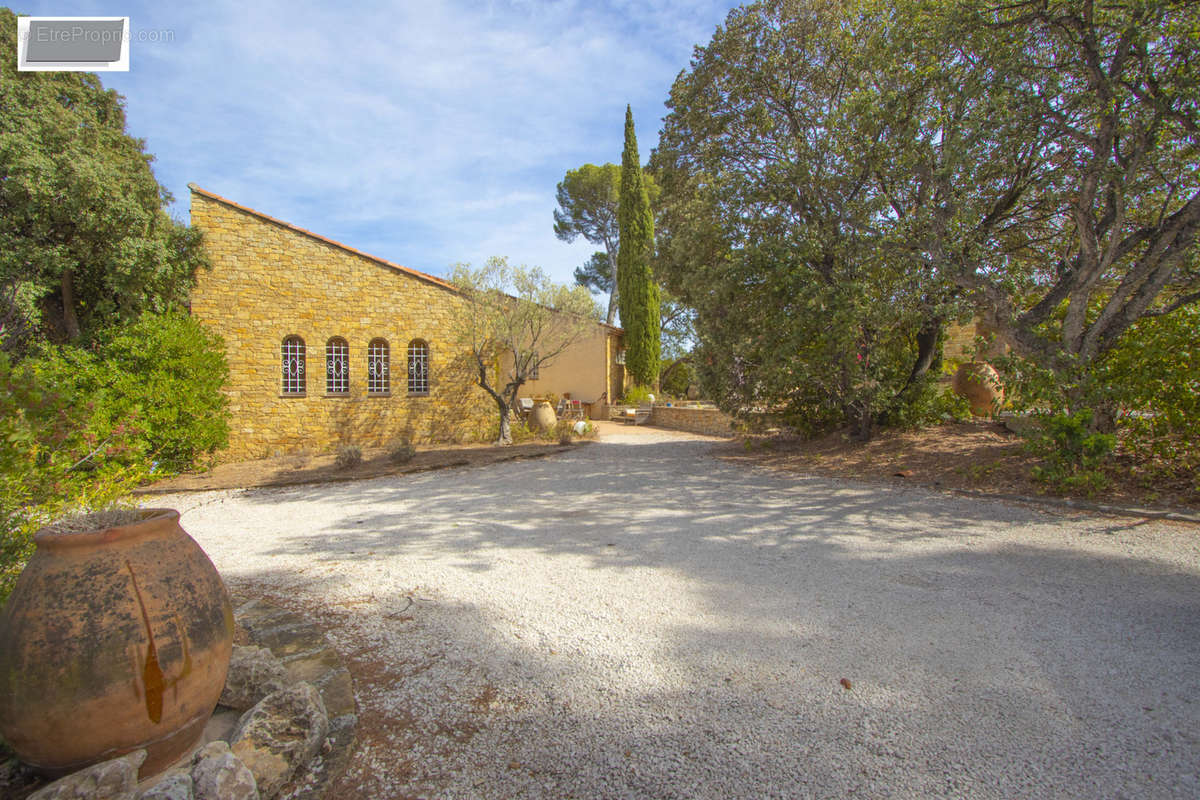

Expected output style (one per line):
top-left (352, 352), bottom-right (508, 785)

top-left (952, 361), bottom-right (1005, 417)
top-left (529, 401), bottom-right (557, 432)
top-left (0, 509), bottom-right (233, 778)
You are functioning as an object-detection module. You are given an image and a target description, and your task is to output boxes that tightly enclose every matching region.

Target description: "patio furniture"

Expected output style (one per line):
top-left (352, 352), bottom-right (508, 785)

top-left (561, 399), bottom-right (585, 421)
top-left (516, 397), bottom-right (534, 420)
top-left (622, 403), bottom-right (652, 425)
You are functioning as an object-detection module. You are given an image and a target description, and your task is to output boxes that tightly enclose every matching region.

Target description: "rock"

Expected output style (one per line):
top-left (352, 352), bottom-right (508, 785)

top-left (29, 750), bottom-right (146, 800)
top-left (190, 742), bottom-right (258, 800)
top-left (220, 646), bottom-right (288, 711)
top-left (136, 768), bottom-right (193, 800)
top-left (231, 684), bottom-right (327, 800)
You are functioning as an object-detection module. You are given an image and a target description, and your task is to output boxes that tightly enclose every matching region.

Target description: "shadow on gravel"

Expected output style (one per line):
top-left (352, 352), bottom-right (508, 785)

top-left (216, 438), bottom-right (1200, 798)
top-left (241, 440), bottom-right (1007, 564)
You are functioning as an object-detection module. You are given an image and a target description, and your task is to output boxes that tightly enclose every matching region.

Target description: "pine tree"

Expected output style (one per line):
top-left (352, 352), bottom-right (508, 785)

top-left (616, 105), bottom-right (660, 387)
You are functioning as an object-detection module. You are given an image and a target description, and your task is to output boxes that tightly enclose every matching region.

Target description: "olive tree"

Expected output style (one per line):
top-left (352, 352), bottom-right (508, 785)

top-left (450, 257), bottom-right (599, 445)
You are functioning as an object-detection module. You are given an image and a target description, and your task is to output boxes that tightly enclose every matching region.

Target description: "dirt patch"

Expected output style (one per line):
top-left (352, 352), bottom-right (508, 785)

top-left (137, 441), bottom-right (579, 494)
top-left (714, 421), bottom-right (1200, 513)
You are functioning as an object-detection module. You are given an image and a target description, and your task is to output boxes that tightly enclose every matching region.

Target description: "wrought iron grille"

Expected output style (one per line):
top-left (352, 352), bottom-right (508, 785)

top-left (408, 340), bottom-right (429, 395)
top-left (281, 336), bottom-right (306, 394)
top-left (367, 339), bottom-right (390, 394)
top-left (326, 338), bottom-right (349, 394)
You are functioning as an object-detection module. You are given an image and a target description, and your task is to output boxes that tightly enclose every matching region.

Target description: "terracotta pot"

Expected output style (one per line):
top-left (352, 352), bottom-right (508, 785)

top-left (529, 401), bottom-right (557, 432)
top-left (952, 361), bottom-right (1005, 417)
top-left (0, 509), bottom-right (233, 778)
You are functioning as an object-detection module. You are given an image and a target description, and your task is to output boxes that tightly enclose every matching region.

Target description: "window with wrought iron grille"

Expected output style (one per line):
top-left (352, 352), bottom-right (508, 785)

top-left (529, 351), bottom-right (539, 380)
top-left (367, 338), bottom-right (389, 394)
top-left (326, 337), bottom-right (349, 394)
top-left (281, 336), bottom-right (306, 395)
top-left (407, 339), bottom-right (429, 395)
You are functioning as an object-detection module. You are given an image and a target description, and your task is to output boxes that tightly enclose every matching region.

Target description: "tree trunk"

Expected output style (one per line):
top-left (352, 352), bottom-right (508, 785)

top-left (604, 244), bottom-right (619, 326)
top-left (905, 319), bottom-right (943, 388)
top-left (496, 403), bottom-right (513, 446)
top-left (61, 269), bottom-right (82, 341)
top-left (1092, 404), bottom-right (1117, 434)
top-left (878, 318), bottom-right (944, 428)
top-left (855, 404), bottom-right (874, 441)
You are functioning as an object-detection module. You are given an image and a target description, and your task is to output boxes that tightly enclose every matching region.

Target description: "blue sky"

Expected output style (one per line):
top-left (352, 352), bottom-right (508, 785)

top-left (18, 0), bottom-right (740, 285)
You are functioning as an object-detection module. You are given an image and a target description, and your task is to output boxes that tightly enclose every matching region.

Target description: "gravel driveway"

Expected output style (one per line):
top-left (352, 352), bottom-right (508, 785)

top-left (157, 424), bottom-right (1200, 799)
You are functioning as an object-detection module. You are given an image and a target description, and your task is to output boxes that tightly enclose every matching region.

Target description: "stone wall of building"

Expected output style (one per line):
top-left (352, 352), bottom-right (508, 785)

top-left (648, 405), bottom-right (736, 437)
top-left (189, 187), bottom-right (496, 460)
top-left (944, 319), bottom-right (1009, 362)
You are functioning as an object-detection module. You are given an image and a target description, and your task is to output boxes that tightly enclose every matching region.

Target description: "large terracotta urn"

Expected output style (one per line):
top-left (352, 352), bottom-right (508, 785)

top-left (0, 509), bottom-right (233, 778)
top-left (952, 361), bottom-right (1005, 417)
top-left (529, 401), bottom-right (557, 432)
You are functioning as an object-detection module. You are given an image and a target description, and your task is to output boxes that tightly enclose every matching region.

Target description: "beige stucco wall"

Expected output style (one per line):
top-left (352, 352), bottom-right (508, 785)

top-left (519, 324), bottom-right (619, 406)
top-left (189, 188), bottom-right (495, 459)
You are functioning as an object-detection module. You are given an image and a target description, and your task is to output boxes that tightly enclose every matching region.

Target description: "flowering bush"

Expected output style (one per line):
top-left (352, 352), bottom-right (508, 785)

top-left (0, 352), bottom-right (145, 603)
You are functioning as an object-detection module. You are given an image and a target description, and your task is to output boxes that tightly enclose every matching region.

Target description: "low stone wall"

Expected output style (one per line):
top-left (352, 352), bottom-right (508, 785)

top-left (648, 405), bottom-right (736, 437)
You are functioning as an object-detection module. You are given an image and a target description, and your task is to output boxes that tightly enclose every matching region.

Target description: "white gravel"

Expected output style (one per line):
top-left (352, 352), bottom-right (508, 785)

top-left (153, 424), bottom-right (1200, 799)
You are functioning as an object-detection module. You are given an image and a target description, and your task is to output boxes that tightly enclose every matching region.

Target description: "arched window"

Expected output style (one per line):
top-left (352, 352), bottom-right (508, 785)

top-left (326, 337), bottom-right (349, 394)
top-left (407, 339), bottom-right (429, 395)
top-left (367, 338), bottom-right (390, 394)
top-left (281, 335), bottom-right (306, 395)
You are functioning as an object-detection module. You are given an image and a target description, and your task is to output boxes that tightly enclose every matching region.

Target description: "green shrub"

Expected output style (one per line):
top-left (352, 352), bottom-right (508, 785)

top-left (622, 385), bottom-right (655, 406)
top-left (1027, 410), bottom-right (1116, 496)
top-left (30, 312), bottom-right (229, 474)
top-left (991, 305), bottom-right (1199, 489)
top-left (0, 352), bottom-right (144, 604)
top-left (660, 359), bottom-right (696, 398)
top-left (334, 444), bottom-right (362, 469)
top-left (388, 440), bottom-right (416, 464)
top-left (884, 380), bottom-right (973, 429)
top-left (284, 449), bottom-right (312, 470)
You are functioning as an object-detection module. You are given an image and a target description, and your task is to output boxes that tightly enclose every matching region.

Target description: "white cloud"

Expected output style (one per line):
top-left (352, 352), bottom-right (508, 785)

top-left (40, 0), bottom-right (739, 283)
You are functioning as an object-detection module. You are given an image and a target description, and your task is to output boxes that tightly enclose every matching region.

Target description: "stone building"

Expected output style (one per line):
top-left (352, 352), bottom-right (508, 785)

top-left (188, 185), bottom-right (622, 460)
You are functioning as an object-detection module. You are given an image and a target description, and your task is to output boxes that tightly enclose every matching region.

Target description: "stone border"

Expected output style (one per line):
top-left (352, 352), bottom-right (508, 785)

top-left (941, 486), bottom-right (1200, 524)
top-left (134, 444), bottom-right (576, 495)
top-left (232, 598), bottom-right (358, 799)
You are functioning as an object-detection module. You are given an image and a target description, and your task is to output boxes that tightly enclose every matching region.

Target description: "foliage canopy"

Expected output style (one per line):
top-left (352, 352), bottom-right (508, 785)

top-left (0, 7), bottom-right (207, 345)
top-left (654, 0), bottom-right (1200, 442)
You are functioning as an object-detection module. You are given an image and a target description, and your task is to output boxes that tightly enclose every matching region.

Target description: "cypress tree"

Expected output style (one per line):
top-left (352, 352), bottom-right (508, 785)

top-left (616, 105), bottom-right (660, 388)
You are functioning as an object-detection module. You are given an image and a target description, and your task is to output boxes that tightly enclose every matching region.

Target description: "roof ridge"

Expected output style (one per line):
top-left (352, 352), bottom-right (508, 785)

top-left (186, 183), bottom-right (457, 293)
